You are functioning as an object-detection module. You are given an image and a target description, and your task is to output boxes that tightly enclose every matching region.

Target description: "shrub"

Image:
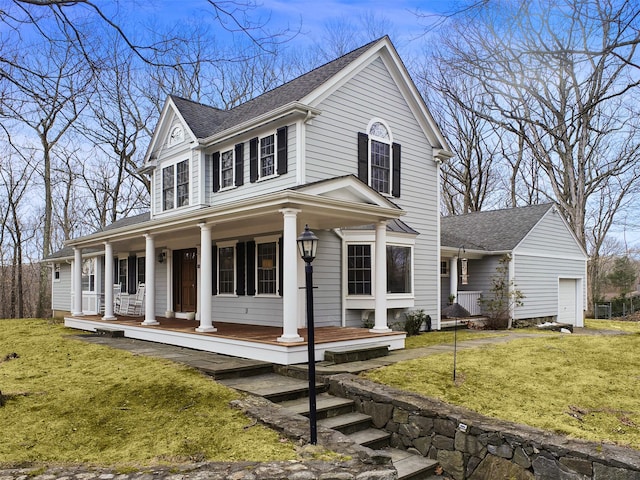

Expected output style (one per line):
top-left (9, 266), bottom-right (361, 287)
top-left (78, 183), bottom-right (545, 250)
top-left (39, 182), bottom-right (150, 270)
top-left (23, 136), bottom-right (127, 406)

top-left (403, 309), bottom-right (429, 336)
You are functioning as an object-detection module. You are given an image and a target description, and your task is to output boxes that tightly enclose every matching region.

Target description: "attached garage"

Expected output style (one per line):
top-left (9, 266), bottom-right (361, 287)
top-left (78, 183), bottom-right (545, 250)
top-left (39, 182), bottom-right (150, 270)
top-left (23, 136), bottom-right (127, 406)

top-left (441, 204), bottom-right (588, 328)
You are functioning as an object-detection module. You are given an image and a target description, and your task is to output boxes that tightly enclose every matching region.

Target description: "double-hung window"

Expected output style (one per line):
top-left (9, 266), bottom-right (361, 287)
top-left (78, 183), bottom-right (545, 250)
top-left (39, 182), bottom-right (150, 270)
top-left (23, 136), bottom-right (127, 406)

top-left (137, 257), bottom-right (146, 285)
top-left (257, 241), bottom-right (277, 295)
top-left (260, 134), bottom-right (275, 178)
top-left (81, 258), bottom-right (96, 292)
top-left (221, 150), bottom-right (234, 189)
top-left (369, 122), bottom-right (391, 194)
top-left (118, 258), bottom-right (128, 292)
top-left (218, 245), bottom-right (235, 295)
top-left (162, 160), bottom-right (189, 211)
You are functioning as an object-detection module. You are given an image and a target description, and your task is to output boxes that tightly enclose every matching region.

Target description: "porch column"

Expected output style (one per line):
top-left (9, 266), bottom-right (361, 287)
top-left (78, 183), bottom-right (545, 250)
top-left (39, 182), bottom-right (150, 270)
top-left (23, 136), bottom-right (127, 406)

top-left (142, 234), bottom-right (159, 325)
top-left (372, 221), bottom-right (391, 333)
top-left (102, 241), bottom-right (116, 320)
top-left (450, 257), bottom-right (458, 302)
top-left (278, 208), bottom-right (303, 343)
top-left (72, 247), bottom-right (83, 316)
top-left (196, 223), bottom-right (216, 332)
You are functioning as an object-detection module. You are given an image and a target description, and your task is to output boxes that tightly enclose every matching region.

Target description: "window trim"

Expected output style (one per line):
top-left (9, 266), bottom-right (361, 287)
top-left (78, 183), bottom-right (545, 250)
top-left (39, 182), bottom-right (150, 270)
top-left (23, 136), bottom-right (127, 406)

top-left (117, 258), bottom-right (128, 293)
top-left (53, 263), bottom-right (61, 282)
top-left (161, 158), bottom-right (190, 211)
top-left (217, 241), bottom-right (237, 296)
top-left (342, 230), bottom-right (415, 309)
top-left (258, 133), bottom-right (277, 181)
top-left (368, 119), bottom-right (393, 196)
top-left (386, 244), bottom-right (413, 296)
top-left (220, 149), bottom-right (236, 190)
top-left (347, 243), bottom-right (373, 297)
top-left (82, 257), bottom-right (97, 293)
top-left (440, 260), bottom-right (450, 277)
top-left (254, 235), bottom-right (280, 297)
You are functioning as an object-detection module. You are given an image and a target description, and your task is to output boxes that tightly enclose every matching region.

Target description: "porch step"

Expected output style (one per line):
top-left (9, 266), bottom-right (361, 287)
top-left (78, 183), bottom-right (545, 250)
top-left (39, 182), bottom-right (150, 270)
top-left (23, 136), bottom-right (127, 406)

top-left (218, 373), bottom-right (326, 402)
top-left (278, 393), bottom-right (355, 419)
top-left (323, 344), bottom-right (389, 364)
top-left (198, 362), bottom-right (273, 380)
top-left (348, 427), bottom-right (391, 450)
top-left (390, 448), bottom-right (439, 480)
top-left (94, 328), bottom-right (125, 338)
top-left (317, 411), bottom-right (371, 435)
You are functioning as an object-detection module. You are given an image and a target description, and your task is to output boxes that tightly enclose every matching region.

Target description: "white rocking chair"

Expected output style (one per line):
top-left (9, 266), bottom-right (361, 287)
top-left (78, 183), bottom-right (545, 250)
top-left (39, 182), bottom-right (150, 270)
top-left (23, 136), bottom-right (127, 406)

top-left (128, 283), bottom-right (145, 316)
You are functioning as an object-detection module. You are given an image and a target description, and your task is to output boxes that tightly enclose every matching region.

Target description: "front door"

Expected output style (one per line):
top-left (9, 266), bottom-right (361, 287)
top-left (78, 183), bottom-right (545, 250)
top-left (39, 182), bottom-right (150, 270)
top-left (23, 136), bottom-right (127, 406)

top-left (174, 248), bottom-right (197, 312)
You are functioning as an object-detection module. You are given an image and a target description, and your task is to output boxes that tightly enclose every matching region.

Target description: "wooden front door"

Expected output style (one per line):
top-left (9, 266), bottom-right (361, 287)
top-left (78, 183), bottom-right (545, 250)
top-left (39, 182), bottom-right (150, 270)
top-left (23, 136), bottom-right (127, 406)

top-left (174, 248), bottom-right (197, 312)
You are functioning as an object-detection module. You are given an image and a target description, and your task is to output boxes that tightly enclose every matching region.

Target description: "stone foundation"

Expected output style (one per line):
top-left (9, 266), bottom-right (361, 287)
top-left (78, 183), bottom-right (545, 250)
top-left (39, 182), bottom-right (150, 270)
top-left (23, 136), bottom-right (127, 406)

top-left (328, 374), bottom-right (640, 480)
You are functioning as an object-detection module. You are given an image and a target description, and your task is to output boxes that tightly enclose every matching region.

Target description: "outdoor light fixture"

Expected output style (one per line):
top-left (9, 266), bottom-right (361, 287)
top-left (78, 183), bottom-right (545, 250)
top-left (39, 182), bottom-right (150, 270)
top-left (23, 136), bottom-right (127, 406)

top-left (297, 224), bottom-right (319, 445)
top-left (297, 224), bottom-right (319, 263)
top-left (158, 252), bottom-right (166, 263)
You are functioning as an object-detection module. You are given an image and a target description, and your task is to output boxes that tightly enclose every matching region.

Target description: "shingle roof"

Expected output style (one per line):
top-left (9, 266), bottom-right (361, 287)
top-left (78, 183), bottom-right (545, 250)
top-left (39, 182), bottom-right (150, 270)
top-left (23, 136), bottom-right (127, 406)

top-left (441, 203), bottom-right (554, 251)
top-left (171, 37), bottom-right (384, 139)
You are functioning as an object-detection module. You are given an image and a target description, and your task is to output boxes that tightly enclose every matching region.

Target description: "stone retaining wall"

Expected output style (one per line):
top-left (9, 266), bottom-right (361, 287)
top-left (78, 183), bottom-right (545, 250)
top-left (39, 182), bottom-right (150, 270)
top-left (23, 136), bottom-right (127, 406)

top-left (328, 374), bottom-right (640, 480)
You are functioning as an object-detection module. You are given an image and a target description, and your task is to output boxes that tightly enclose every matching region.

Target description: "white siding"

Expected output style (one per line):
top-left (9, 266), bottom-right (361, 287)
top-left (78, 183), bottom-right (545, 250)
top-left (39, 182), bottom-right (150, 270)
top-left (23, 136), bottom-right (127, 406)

top-left (311, 230), bottom-right (342, 327)
top-left (305, 57), bottom-right (440, 321)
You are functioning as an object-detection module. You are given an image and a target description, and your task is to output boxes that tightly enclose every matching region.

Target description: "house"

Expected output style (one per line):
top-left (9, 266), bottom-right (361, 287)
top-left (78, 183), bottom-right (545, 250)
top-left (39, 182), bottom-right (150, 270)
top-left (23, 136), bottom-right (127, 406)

top-left (440, 204), bottom-right (588, 327)
top-left (48, 36), bottom-right (454, 364)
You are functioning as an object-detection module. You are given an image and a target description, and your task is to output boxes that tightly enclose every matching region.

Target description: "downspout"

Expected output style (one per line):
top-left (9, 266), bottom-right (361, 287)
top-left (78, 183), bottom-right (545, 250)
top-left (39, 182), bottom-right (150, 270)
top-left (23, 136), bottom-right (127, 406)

top-left (508, 253), bottom-right (516, 328)
top-left (332, 228), bottom-right (346, 327)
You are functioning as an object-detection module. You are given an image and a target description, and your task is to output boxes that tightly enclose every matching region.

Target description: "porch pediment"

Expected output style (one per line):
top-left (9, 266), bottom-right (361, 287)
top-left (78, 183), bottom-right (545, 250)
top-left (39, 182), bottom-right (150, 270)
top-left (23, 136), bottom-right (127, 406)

top-left (294, 175), bottom-right (400, 210)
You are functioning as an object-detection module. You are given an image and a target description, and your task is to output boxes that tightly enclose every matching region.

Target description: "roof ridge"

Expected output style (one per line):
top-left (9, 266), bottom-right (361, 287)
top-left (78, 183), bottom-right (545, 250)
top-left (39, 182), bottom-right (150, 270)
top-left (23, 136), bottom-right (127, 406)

top-left (443, 202), bottom-right (553, 219)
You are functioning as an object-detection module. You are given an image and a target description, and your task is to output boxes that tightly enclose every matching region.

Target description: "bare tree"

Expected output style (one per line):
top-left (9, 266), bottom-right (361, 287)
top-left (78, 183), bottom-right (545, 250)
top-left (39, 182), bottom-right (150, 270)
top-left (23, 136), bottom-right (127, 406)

top-left (426, 0), bottom-right (640, 305)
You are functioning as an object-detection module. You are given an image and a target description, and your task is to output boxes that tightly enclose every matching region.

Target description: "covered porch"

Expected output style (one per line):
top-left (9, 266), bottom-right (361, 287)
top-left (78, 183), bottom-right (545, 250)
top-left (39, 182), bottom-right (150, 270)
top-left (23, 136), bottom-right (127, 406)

top-left (65, 315), bottom-right (406, 365)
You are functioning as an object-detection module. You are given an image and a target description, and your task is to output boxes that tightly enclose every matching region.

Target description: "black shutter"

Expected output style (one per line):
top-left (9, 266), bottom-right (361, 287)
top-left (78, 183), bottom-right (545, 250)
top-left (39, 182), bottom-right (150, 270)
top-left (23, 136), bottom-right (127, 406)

top-left (236, 242), bottom-right (246, 296)
top-left (127, 255), bottom-right (136, 294)
top-left (278, 237), bottom-right (284, 296)
top-left (249, 137), bottom-right (259, 183)
top-left (246, 240), bottom-right (256, 296)
top-left (392, 142), bottom-right (401, 197)
top-left (212, 245), bottom-right (217, 295)
top-left (212, 151), bottom-right (220, 193)
top-left (276, 126), bottom-right (288, 175)
top-left (357, 132), bottom-right (369, 183)
top-left (235, 143), bottom-right (244, 186)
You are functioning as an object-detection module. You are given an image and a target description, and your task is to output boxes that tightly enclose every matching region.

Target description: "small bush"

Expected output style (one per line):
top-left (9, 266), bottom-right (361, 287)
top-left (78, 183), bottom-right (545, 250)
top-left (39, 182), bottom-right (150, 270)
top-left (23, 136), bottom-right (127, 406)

top-left (403, 310), bottom-right (428, 336)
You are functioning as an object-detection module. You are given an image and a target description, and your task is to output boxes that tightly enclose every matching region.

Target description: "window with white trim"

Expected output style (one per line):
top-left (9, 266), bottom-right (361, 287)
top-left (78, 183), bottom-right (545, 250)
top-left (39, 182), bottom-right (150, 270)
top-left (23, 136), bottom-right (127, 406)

top-left (54, 263), bottom-right (61, 282)
top-left (221, 150), bottom-right (234, 189)
top-left (387, 245), bottom-right (412, 294)
top-left (369, 122), bottom-right (391, 194)
top-left (82, 258), bottom-right (96, 292)
top-left (440, 260), bottom-right (449, 276)
top-left (137, 257), bottom-right (146, 285)
top-left (162, 159), bottom-right (189, 211)
top-left (260, 134), bottom-right (275, 178)
top-left (257, 241), bottom-right (277, 295)
top-left (218, 245), bottom-right (235, 295)
top-left (347, 244), bottom-right (372, 295)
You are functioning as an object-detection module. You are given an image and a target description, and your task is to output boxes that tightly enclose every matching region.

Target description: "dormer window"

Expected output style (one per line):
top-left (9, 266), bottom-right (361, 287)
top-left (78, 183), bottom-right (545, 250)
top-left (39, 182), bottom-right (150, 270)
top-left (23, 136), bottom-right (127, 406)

top-left (162, 159), bottom-right (189, 211)
top-left (358, 120), bottom-right (401, 197)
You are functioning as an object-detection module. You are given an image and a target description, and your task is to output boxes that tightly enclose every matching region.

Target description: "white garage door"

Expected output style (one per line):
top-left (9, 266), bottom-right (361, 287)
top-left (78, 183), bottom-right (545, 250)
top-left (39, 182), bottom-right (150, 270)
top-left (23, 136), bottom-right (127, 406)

top-left (558, 279), bottom-right (578, 325)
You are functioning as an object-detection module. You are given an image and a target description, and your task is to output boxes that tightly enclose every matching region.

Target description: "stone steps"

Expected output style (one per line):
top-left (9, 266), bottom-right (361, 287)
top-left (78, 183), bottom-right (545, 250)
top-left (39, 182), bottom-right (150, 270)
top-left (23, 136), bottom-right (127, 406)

top-left (278, 392), bottom-right (356, 419)
top-left (324, 344), bottom-right (389, 363)
top-left (219, 372), bottom-right (326, 402)
top-left (318, 411), bottom-right (372, 434)
top-left (390, 448), bottom-right (439, 480)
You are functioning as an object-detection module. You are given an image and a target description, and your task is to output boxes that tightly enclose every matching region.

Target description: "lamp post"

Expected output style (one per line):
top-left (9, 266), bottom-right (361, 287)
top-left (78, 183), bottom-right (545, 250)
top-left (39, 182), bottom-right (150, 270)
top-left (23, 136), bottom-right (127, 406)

top-left (453, 245), bottom-right (465, 382)
top-left (297, 224), bottom-right (319, 445)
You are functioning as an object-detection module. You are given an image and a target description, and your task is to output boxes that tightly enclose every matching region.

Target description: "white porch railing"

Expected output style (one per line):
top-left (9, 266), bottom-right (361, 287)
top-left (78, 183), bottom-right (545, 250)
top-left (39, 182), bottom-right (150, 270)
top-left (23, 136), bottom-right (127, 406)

top-left (457, 291), bottom-right (482, 316)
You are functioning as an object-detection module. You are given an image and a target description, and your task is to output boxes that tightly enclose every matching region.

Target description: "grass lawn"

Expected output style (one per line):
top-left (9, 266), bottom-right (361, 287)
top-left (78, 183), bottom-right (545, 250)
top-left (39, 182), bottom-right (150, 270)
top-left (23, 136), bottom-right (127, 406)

top-left (585, 318), bottom-right (640, 333)
top-left (365, 329), bottom-right (640, 449)
top-left (404, 330), bottom-right (507, 349)
top-left (0, 319), bottom-right (297, 468)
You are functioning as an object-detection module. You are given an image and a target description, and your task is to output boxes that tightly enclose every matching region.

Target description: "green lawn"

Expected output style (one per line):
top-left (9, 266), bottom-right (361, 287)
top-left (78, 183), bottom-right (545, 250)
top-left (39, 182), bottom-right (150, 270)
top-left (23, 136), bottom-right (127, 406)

top-left (585, 318), bottom-right (640, 333)
top-left (404, 330), bottom-right (506, 349)
top-left (365, 329), bottom-right (640, 449)
top-left (0, 319), bottom-right (297, 467)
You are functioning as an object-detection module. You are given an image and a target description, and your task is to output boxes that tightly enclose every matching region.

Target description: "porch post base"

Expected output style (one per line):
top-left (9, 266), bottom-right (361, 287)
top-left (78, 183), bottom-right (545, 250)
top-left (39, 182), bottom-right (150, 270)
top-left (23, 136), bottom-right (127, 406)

top-left (277, 335), bottom-right (304, 343)
top-left (141, 320), bottom-right (160, 326)
top-left (102, 315), bottom-right (117, 321)
top-left (72, 312), bottom-right (83, 317)
top-left (369, 327), bottom-right (393, 334)
top-left (196, 326), bottom-right (217, 333)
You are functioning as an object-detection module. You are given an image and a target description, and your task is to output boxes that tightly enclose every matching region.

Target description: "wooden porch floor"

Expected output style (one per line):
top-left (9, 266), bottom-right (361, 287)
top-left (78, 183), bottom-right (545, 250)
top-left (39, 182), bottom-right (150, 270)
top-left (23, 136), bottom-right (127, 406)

top-left (73, 315), bottom-right (404, 346)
